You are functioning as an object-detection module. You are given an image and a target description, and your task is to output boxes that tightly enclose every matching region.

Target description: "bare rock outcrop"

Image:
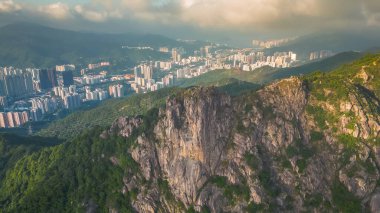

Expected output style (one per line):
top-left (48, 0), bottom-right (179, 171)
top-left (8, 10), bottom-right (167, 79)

top-left (106, 77), bottom-right (380, 212)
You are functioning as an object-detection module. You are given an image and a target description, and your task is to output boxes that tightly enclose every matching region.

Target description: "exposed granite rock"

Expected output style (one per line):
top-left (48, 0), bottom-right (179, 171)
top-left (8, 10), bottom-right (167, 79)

top-left (131, 135), bottom-right (161, 180)
top-left (370, 189), bottom-right (380, 213)
top-left (153, 87), bottom-right (234, 206)
top-left (101, 116), bottom-right (143, 139)
top-left (105, 77), bottom-right (380, 212)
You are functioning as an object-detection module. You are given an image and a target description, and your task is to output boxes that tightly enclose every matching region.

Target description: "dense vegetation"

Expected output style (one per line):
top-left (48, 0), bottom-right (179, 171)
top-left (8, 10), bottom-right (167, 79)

top-left (267, 51), bottom-right (363, 81)
top-left (0, 105), bottom-right (166, 212)
top-left (0, 134), bottom-right (60, 181)
top-left (0, 128), bottom-right (131, 212)
top-left (37, 87), bottom-right (183, 140)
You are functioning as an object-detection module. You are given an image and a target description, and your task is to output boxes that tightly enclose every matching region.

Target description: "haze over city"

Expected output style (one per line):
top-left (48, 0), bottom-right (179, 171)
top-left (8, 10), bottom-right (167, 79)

top-left (1, 0), bottom-right (380, 45)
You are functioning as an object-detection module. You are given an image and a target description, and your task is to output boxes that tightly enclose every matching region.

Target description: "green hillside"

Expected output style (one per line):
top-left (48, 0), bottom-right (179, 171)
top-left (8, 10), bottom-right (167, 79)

top-left (303, 54), bottom-right (380, 134)
top-left (0, 128), bottom-right (135, 212)
top-left (264, 51), bottom-right (363, 81)
top-left (37, 87), bottom-right (183, 140)
top-left (0, 23), bottom-right (205, 68)
top-left (0, 133), bottom-right (59, 180)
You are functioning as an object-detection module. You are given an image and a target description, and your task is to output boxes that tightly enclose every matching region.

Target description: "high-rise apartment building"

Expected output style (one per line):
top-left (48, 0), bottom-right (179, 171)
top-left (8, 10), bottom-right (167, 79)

top-left (0, 68), bottom-right (34, 97)
top-left (39, 69), bottom-right (58, 90)
top-left (62, 71), bottom-right (74, 87)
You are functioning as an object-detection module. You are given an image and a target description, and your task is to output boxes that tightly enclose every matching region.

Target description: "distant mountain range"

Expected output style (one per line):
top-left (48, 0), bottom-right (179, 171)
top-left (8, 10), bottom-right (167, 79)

top-left (0, 22), bottom-right (205, 68)
top-left (1, 23), bottom-right (379, 68)
top-left (266, 31), bottom-right (380, 59)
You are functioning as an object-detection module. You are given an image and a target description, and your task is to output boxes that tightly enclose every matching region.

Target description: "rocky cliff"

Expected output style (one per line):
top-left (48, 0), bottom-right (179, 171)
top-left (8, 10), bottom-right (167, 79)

top-left (105, 55), bottom-right (380, 212)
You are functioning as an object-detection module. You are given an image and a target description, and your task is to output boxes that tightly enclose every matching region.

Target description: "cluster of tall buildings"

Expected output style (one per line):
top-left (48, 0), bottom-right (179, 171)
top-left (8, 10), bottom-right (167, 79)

top-left (309, 50), bottom-right (334, 61)
top-left (0, 111), bottom-right (29, 128)
top-left (109, 84), bottom-right (125, 98)
top-left (88, 62), bottom-right (110, 70)
top-left (145, 81), bottom-right (164, 92)
top-left (31, 97), bottom-right (59, 115)
top-left (130, 45), bottom-right (215, 93)
top-left (176, 67), bottom-right (208, 79)
top-left (133, 63), bottom-right (154, 91)
top-left (252, 37), bottom-right (296, 49)
top-left (0, 67), bottom-right (34, 98)
top-left (132, 61), bottom-right (175, 93)
top-left (61, 71), bottom-right (74, 87)
top-left (162, 74), bottom-right (175, 86)
top-left (85, 86), bottom-right (108, 101)
top-left (0, 67), bottom-right (63, 125)
top-left (53, 85), bottom-right (76, 98)
top-left (53, 86), bottom-right (81, 109)
top-left (196, 46), bottom-right (211, 58)
top-left (171, 48), bottom-right (186, 63)
top-left (39, 69), bottom-right (58, 90)
top-left (154, 61), bottom-right (172, 70)
top-left (33, 68), bottom-right (74, 91)
top-left (79, 74), bottom-right (105, 85)
top-left (155, 56), bottom-right (201, 69)
top-left (56, 64), bottom-right (75, 72)
top-left (229, 51), bottom-right (297, 71)
top-left (32, 68), bottom-right (74, 91)
top-left (63, 94), bottom-right (81, 109)
top-left (0, 62), bottom-right (133, 128)
top-left (140, 64), bottom-right (153, 80)
top-left (172, 48), bottom-right (181, 62)
top-left (204, 58), bottom-right (231, 70)
top-left (159, 47), bottom-right (169, 53)
top-left (30, 97), bottom-right (58, 122)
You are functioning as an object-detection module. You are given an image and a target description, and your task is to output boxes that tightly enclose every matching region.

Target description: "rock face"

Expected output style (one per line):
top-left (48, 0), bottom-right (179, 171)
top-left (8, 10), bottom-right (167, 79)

top-left (101, 116), bottom-right (143, 139)
top-left (154, 88), bottom-right (234, 206)
top-left (107, 77), bottom-right (380, 212)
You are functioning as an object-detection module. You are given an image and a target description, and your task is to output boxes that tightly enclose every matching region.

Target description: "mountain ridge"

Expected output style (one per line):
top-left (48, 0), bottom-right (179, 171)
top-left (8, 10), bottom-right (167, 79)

top-left (0, 22), bottom-right (204, 67)
top-left (265, 31), bottom-right (380, 59)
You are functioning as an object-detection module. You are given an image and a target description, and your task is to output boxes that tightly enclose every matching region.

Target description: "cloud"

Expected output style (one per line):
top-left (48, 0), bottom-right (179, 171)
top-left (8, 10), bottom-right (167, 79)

top-left (38, 2), bottom-right (71, 20)
top-left (1, 0), bottom-right (380, 38)
top-left (74, 3), bottom-right (123, 22)
top-left (0, 0), bottom-right (21, 13)
top-left (362, 0), bottom-right (380, 26)
top-left (79, 0), bottom-right (376, 33)
top-left (171, 0), bottom-right (362, 31)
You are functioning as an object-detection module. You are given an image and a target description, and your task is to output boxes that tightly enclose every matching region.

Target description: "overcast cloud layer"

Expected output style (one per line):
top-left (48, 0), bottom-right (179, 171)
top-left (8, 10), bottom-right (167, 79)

top-left (0, 0), bottom-right (379, 44)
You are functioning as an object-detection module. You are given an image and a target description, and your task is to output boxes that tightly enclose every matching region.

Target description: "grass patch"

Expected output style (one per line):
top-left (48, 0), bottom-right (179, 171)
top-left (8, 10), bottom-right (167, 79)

top-left (331, 180), bottom-right (361, 213)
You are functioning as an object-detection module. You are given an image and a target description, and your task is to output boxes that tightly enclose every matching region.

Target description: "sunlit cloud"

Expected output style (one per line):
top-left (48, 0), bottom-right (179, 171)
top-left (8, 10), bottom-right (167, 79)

top-left (38, 2), bottom-right (71, 20)
top-left (1, 0), bottom-right (379, 39)
top-left (0, 0), bottom-right (21, 13)
top-left (74, 2), bottom-right (124, 23)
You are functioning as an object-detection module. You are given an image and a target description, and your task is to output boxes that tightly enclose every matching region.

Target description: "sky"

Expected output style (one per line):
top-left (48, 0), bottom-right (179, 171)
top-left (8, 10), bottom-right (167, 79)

top-left (0, 0), bottom-right (380, 45)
